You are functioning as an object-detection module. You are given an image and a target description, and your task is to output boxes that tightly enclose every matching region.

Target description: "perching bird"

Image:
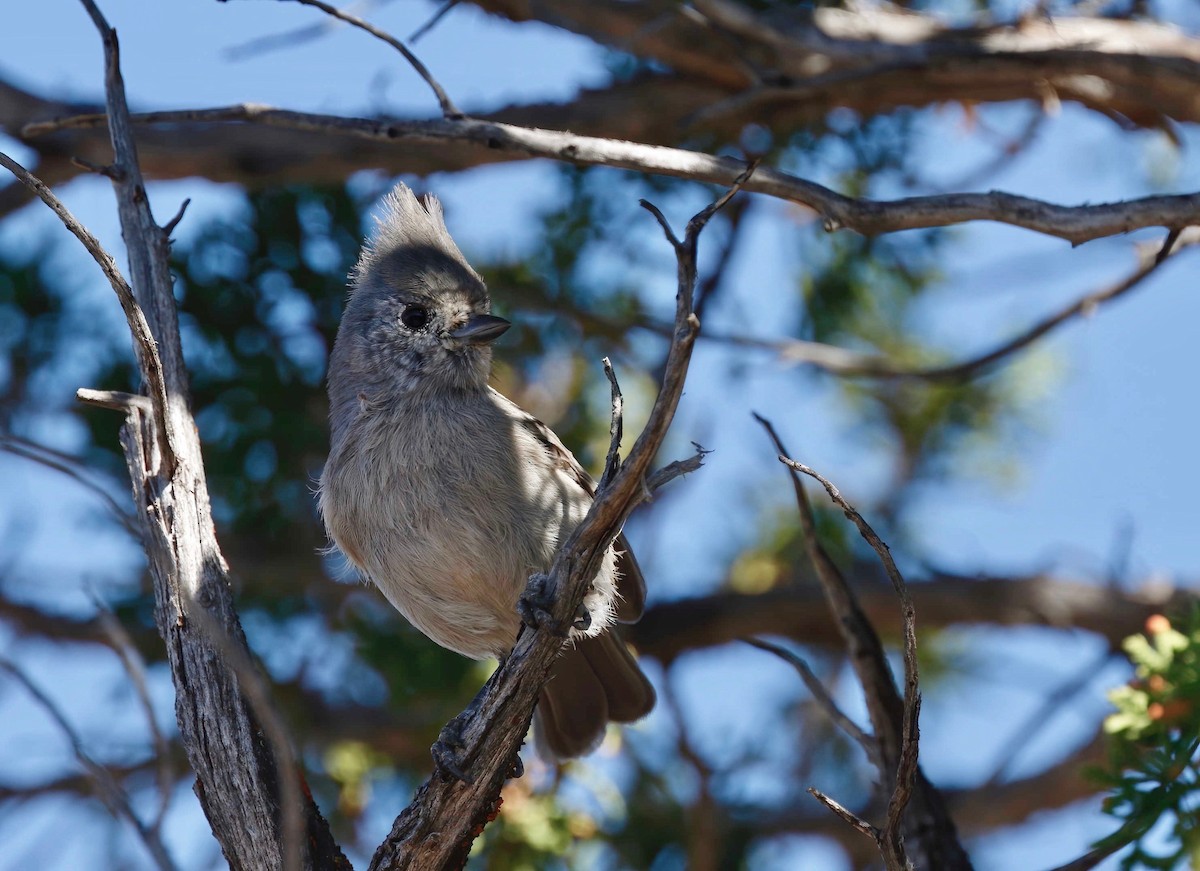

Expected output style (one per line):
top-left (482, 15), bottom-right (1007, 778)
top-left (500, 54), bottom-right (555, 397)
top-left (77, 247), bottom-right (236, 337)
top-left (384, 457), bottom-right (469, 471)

top-left (319, 183), bottom-right (655, 760)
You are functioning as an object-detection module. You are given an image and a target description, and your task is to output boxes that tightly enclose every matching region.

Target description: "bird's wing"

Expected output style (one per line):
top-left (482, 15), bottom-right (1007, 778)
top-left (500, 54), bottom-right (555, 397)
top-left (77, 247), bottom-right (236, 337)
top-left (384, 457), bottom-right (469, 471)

top-left (490, 386), bottom-right (646, 622)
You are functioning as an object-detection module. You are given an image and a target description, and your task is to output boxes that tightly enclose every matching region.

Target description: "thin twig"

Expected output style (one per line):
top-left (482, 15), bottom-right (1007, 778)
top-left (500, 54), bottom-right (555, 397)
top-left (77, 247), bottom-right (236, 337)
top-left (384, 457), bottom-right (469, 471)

top-left (91, 594), bottom-right (176, 831)
top-left (0, 658), bottom-right (179, 871)
top-left (777, 455), bottom-right (922, 860)
top-left (224, 0), bottom-right (387, 60)
top-left (808, 787), bottom-right (880, 841)
top-left (23, 104), bottom-right (1199, 245)
top-left (754, 414), bottom-right (969, 870)
top-left (982, 649), bottom-right (1116, 788)
top-left (162, 198), bottom-right (190, 238)
top-left (76, 387), bottom-right (154, 413)
top-left (0, 435), bottom-right (137, 536)
top-left (408, 0), bottom-right (459, 42)
top-left (742, 637), bottom-right (879, 766)
top-left (699, 232), bottom-right (1195, 381)
top-left (0, 151), bottom-right (170, 455)
top-left (276, 0), bottom-right (462, 118)
top-left (600, 357), bottom-right (623, 488)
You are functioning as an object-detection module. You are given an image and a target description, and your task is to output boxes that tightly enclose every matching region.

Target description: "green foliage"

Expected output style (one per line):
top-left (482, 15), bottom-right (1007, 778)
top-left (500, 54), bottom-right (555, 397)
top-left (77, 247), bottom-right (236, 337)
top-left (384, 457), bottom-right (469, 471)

top-left (1095, 610), bottom-right (1200, 869)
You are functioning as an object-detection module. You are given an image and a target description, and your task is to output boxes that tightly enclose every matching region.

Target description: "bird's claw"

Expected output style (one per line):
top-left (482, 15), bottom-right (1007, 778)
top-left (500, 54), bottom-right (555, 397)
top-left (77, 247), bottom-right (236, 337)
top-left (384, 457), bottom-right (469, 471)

top-left (571, 605), bottom-right (592, 632)
top-left (518, 573), bottom-right (564, 636)
top-left (519, 573), bottom-right (593, 637)
top-left (431, 714), bottom-right (474, 784)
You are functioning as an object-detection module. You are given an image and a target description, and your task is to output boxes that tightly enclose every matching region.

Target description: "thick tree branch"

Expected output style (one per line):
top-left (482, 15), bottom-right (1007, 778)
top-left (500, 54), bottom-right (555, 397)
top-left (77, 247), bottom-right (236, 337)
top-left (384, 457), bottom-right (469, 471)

top-left (470, 0), bottom-right (1200, 128)
top-left (633, 573), bottom-right (1196, 663)
top-left (30, 4), bottom-right (353, 869)
top-left (23, 103), bottom-right (1200, 244)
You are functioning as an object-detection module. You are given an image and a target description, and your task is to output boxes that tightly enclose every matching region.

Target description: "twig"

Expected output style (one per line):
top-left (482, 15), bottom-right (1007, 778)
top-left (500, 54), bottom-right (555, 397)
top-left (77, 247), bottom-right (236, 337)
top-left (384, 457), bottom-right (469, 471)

top-left (275, 0), bottom-right (462, 118)
top-left (982, 648), bottom-right (1116, 788)
top-left (754, 415), bottom-right (970, 870)
top-left (76, 387), bottom-right (154, 412)
top-left (91, 594), bottom-right (175, 831)
top-left (600, 357), bottom-right (623, 488)
top-left (0, 435), bottom-right (138, 536)
top-left (162, 198), bottom-right (190, 238)
top-left (0, 658), bottom-right (179, 871)
top-left (693, 195), bottom-right (750, 321)
top-left (742, 637), bottom-right (878, 766)
top-left (224, 0), bottom-right (387, 60)
top-left (366, 170), bottom-right (745, 871)
top-left (408, 0), bottom-right (458, 42)
top-left (0, 151), bottom-right (170, 456)
top-left (699, 232), bottom-right (1194, 381)
top-left (808, 787), bottom-right (880, 841)
top-left (22, 104), bottom-right (1200, 245)
top-left (777, 455), bottom-right (922, 868)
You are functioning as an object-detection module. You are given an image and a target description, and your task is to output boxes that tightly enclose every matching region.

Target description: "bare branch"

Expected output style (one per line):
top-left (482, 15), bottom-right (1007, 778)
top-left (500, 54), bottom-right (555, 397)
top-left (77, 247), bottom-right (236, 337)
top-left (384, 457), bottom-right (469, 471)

top-left (599, 356), bottom-right (623, 488)
top-left (755, 415), bottom-right (970, 870)
top-left (697, 231), bottom-right (1195, 381)
top-left (742, 637), bottom-right (879, 766)
top-left (60, 3), bottom-right (351, 868)
top-left (983, 649), bottom-right (1115, 789)
top-left (224, 0), bottom-right (385, 61)
top-left (409, 0), bottom-right (460, 43)
top-left (776, 454), bottom-right (922, 870)
top-left (92, 596), bottom-right (175, 830)
top-left (275, 0), bottom-right (462, 118)
top-left (0, 435), bottom-right (137, 536)
top-left (23, 104), bottom-right (1200, 245)
top-left (0, 657), bottom-right (179, 871)
top-left (186, 608), bottom-right (304, 871)
top-left (0, 151), bottom-right (170, 453)
top-left (808, 787), bottom-right (879, 842)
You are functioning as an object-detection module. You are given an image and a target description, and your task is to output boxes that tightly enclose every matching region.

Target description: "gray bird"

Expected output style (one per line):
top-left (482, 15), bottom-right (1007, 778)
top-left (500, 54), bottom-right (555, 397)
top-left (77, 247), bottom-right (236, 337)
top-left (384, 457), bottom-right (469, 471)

top-left (319, 183), bottom-right (655, 760)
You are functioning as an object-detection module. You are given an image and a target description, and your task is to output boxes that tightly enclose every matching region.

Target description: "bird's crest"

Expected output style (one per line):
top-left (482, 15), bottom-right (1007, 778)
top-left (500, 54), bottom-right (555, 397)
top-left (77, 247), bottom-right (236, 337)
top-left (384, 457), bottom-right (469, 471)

top-left (351, 183), bottom-right (479, 291)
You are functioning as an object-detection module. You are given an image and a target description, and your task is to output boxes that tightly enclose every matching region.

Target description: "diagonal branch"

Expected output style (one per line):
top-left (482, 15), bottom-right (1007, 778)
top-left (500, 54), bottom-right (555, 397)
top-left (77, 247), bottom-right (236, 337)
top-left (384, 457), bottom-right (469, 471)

top-left (779, 456), bottom-right (921, 868)
top-left (742, 637), bottom-right (878, 766)
top-left (365, 169), bottom-right (749, 871)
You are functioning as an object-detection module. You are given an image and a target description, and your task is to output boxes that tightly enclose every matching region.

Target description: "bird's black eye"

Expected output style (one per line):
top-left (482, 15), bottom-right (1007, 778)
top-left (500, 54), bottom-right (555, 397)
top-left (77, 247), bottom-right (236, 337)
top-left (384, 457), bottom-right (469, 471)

top-left (400, 305), bottom-right (429, 331)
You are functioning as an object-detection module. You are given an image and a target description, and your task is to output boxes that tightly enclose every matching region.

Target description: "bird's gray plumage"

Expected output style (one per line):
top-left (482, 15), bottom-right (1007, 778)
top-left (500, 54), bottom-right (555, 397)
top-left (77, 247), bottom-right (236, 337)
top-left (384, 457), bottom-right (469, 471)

top-left (319, 183), bottom-right (654, 759)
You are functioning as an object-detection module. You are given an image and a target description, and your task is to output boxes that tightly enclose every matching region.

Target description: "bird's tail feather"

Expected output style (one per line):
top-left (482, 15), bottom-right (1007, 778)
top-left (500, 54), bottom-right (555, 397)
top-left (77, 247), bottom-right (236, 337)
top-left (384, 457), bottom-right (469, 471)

top-left (534, 632), bottom-right (655, 760)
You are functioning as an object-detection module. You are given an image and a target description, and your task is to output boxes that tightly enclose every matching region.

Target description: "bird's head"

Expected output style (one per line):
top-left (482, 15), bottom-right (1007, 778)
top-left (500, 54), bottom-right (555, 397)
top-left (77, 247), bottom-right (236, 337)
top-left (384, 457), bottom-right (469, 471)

top-left (337, 183), bottom-right (510, 396)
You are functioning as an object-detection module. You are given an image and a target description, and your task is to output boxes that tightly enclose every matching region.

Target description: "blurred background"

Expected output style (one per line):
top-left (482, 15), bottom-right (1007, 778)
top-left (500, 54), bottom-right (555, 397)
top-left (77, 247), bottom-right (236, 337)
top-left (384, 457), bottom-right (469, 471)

top-left (1, 0), bottom-right (1199, 868)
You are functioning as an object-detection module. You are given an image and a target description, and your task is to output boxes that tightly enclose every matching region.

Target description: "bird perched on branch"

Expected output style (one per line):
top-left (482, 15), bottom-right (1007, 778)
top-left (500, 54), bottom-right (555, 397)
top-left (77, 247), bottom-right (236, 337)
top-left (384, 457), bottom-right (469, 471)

top-left (319, 183), bottom-right (655, 761)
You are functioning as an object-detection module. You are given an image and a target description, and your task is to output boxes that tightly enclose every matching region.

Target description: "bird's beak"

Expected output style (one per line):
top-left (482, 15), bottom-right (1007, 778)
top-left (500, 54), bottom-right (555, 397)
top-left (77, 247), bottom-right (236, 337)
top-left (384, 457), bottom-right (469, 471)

top-left (448, 314), bottom-right (511, 346)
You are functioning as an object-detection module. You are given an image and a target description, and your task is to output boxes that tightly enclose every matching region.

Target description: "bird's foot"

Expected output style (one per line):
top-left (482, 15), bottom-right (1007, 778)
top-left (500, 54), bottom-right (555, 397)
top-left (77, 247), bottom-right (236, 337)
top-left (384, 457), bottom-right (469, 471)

top-left (518, 573), bottom-right (565, 637)
top-left (432, 713), bottom-right (474, 784)
top-left (518, 574), bottom-right (593, 637)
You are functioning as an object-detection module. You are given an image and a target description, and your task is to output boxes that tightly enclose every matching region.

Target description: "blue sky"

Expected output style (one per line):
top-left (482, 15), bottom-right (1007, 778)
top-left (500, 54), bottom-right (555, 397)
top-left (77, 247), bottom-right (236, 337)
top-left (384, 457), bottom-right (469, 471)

top-left (1, 1), bottom-right (1198, 869)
